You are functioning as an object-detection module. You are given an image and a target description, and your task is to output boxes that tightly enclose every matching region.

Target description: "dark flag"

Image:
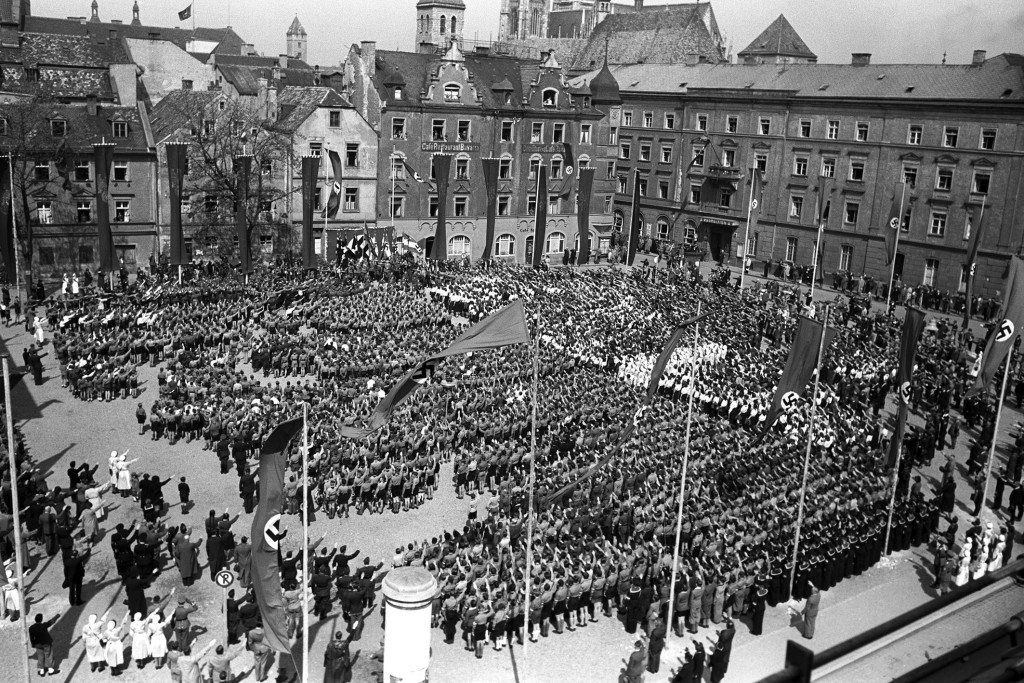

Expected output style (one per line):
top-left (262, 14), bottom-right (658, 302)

top-left (177, 4), bottom-right (192, 20)
top-left (250, 417), bottom-right (304, 654)
top-left (576, 167), bottom-right (595, 266)
top-left (970, 256), bottom-right (1024, 396)
top-left (481, 158), bottom-right (499, 260)
top-left (402, 159), bottom-right (425, 183)
top-left (300, 153), bottom-right (320, 270)
top-left (235, 154), bottom-right (252, 273)
top-left (757, 315), bottom-right (836, 440)
top-left (93, 142), bottom-right (117, 272)
top-left (0, 156), bottom-right (15, 284)
top-left (884, 182), bottom-right (905, 266)
top-left (627, 169), bottom-right (642, 266)
top-left (557, 141), bottom-right (576, 199)
top-left (324, 148), bottom-right (343, 218)
top-left (532, 166), bottom-right (548, 269)
top-left (430, 154), bottom-right (452, 261)
top-left (341, 300), bottom-right (531, 439)
top-left (962, 202), bottom-right (986, 327)
top-left (166, 142), bottom-right (189, 267)
top-left (748, 170), bottom-right (764, 245)
top-left (645, 310), bottom-right (713, 404)
top-left (887, 307), bottom-right (926, 467)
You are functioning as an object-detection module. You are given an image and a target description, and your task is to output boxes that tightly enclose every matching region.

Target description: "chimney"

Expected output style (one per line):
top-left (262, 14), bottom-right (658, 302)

top-left (86, 94), bottom-right (99, 116)
top-left (110, 19), bottom-right (122, 24)
top-left (475, 45), bottom-right (490, 56)
top-left (972, 49), bottom-right (987, 66)
top-left (540, 50), bottom-right (550, 62)
top-left (240, 43), bottom-right (256, 56)
top-left (634, 0), bottom-right (644, 8)
top-left (278, 54), bottom-right (289, 69)
top-left (684, 53), bottom-right (699, 66)
top-left (360, 41), bottom-right (376, 68)
top-left (851, 53), bottom-right (871, 66)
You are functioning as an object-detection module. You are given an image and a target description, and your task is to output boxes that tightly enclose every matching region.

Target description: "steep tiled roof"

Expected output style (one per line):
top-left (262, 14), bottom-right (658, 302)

top-left (275, 86), bottom-right (351, 131)
top-left (214, 54), bottom-right (312, 70)
top-left (21, 32), bottom-right (113, 67)
top-left (0, 65), bottom-right (112, 98)
top-left (287, 16), bottom-right (305, 36)
top-left (738, 14), bottom-right (816, 60)
top-left (0, 102), bottom-right (148, 152)
top-left (218, 64), bottom-right (261, 96)
top-left (572, 54), bottom-right (1024, 101)
top-left (148, 89), bottom-right (220, 141)
top-left (21, 16), bottom-right (247, 57)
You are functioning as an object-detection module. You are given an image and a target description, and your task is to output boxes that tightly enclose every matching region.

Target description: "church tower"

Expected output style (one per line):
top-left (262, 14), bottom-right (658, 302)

top-left (415, 0), bottom-right (464, 52)
top-left (286, 16), bottom-right (307, 62)
top-left (499, 0), bottom-right (548, 41)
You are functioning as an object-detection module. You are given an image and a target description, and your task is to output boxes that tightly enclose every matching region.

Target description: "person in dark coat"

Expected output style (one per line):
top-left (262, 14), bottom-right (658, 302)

top-left (709, 643), bottom-right (728, 683)
top-left (206, 532), bottom-right (225, 580)
top-left (750, 586), bottom-right (767, 636)
top-left (691, 641), bottom-right (706, 682)
top-left (30, 612), bottom-right (60, 676)
top-left (646, 617), bottom-right (666, 674)
top-left (322, 631), bottom-right (352, 683)
top-left (65, 546), bottom-right (90, 606)
top-left (803, 582), bottom-right (821, 639)
top-left (124, 570), bottom-right (149, 618)
top-left (174, 531), bottom-right (202, 587)
top-left (624, 580), bottom-right (643, 634)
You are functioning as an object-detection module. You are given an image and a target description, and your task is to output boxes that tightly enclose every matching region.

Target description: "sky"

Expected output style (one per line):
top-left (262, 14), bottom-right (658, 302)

top-left (36, 0), bottom-right (1024, 68)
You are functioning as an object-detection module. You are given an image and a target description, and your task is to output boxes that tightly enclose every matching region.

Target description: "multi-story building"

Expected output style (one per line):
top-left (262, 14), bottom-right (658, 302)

top-left (344, 37), bottom-right (618, 262)
top-left (578, 49), bottom-right (1024, 296)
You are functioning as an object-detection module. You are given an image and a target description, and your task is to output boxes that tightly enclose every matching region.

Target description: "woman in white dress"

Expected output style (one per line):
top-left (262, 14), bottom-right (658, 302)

top-left (989, 535), bottom-right (1006, 573)
top-left (955, 542), bottom-right (972, 587)
top-left (85, 482), bottom-right (111, 521)
top-left (147, 609), bottom-right (169, 669)
top-left (33, 318), bottom-right (45, 345)
top-left (72, 273), bottom-right (80, 295)
top-left (84, 610), bottom-right (111, 672)
top-left (104, 612), bottom-right (130, 674)
top-left (61, 273), bottom-right (69, 296)
top-left (109, 451), bottom-right (120, 487)
top-left (129, 612), bottom-right (150, 668)
top-left (1, 577), bottom-right (22, 621)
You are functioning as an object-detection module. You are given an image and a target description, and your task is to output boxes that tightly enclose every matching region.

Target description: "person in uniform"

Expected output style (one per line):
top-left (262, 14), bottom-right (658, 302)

top-left (172, 597), bottom-right (199, 650)
top-left (802, 582), bottom-right (820, 639)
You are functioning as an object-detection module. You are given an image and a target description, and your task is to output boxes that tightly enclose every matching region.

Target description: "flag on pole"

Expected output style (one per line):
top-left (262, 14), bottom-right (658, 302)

top-left (250, 417), bottom-right (305, 654)
top-left (177, 4), bottom-right (192, 20)
top-left (627, 168), bottom-right (642, 266)
top-left (93, 142), bottom-right (117, 272)
top-left (531, 166), bottom-right (548, 268)
top-left (962, 203), bottom-right (986, 327)
top-left (748, 170), bottom-right (764, 238)
top-left (969, 256), bottom-right (1024, 396)
top-left (403, 160), bottom-right (425, 183)
top-left (300, 154), bottom-right (320, 270)
top-left (324, 149), bottom-right (343, 218)
top-left (481, 158), bottom-right (499, 260)
top-left (887, 307), bottom-right (925, 467)
top-left (884, 183), bottom-right (904, 266)
top-left (341, 300), bottom-right (531, 439)
top-left (645, 311), bottom-right (713, 404)
top-left (557, 142), bottom-right (577, 199)
top-left (576, 167), bottom-right (594, 266)
top-left (430, 155), bottom-right (452, 260)
top-left (234, 154), bottom-right (253, 274)
top-left (0, 156), bottom-right (16, 284)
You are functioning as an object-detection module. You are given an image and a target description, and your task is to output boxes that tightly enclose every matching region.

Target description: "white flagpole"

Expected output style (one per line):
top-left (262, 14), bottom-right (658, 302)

top-left (981, 353), bottom-right (1013, 517)
top-left (301, 402), bottom-right (309, 683)
top-left (788, 304), bottom-right (830, 597)
top-left (523, 313), bottom-right (540, 662)
top-left (391, 151), bottom-right (396, 226)
top-left (7, 155), bottom-right (22, 312)
top-left (886, 181), bottom-right (907, 315)
top-left (322, 147), bottom-right (329, 260)
top-left (740, 169), bottom-right (755, 291)
top-left (3, 357), bottom-right (32, 683)
top-left (809, 223), bottom-right (822, 305)
top-left (666, 300), bottom-right (701, 644)
top-left (883, 408), bottom-right (904, 555)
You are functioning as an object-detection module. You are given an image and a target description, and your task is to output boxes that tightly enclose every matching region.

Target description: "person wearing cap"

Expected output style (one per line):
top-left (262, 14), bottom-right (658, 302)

top-left (624, 635), bottom-right (648, 683)
top-left (802, 582), bottom-right (821, 639)
top-left (750, 585), bottom-right (768, 636)
top-left (172, 597), bottom-right (198, 650)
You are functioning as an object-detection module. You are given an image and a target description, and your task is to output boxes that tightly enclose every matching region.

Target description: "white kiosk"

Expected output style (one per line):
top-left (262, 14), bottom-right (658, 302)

top-left (382, 566), bottom-right (438, 683)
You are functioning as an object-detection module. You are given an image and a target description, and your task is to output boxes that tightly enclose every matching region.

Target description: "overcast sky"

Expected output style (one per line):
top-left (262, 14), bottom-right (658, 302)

top-left (38, 0), bottom-right (1024, 68)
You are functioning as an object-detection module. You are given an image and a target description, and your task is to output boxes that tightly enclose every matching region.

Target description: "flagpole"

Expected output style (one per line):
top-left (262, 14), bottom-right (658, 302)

top-left (740, 169), bottom-right (755, 291)
top-left (963, 201), bottom-right (986, 329)
top-left (809, 223), bottom-right (822, 305)
top-left (788, 304), bottom-right (829, 597)
top-left (666, 300), bottom-right (701, 645)
top-left (7, 155), bottom-right (22, 313)
top-left (981, 350), bottom-right (1012, 518)
top-left (322, 147), bottom-right (329, 260)
top-left (883, 407), bottom-right (905, 555)
top-left (301, 401), bottom-right (309, 683)
top-left (523, 312), bottom-right (540, 664)
top-left (3, 357), bottom-right (32, 683)
top-left (886, 182), bottom-right (907, 316)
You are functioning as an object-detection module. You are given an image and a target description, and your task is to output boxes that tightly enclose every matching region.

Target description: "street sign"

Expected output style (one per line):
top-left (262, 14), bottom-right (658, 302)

top-left (215, 570), bottom-right (235, 588)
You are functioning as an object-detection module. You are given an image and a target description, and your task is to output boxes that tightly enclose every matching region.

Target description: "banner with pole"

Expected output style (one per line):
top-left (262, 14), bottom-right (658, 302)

top-left (962, 202), bottom-right (987, 328)
top-left (300, 154), bottom-right (320, 270)
top-left (93, 142), bottom-right (117, 273)
top-left (234, 154), bottom-right (252, 274)
top-left (166, 142), bottom-right (189, 267)
top-left (626, 168), bottom-right (641, 266)
top-left (531, 166), bottom-right (548, 269)
top-left (0, 157), bottom-right (15, 284)
top-left (430, 154), bottom-right (453, 261)
top-left (576, 167), bottom-right (594, 266)
top-left (481, 158), bottom-right (499, 260)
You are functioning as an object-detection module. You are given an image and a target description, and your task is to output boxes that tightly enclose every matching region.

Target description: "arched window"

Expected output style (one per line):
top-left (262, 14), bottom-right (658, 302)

top-left (525, 235), bottom-right (535, 260)
top-left (496, 233), bottom-right (515, 256)
top-left (440, 15), bottom-right (447, 34)
top-left (528, 154), bottom-right (542, 179)
top-left (656, 216), bottom-right (670, 240)
top-left (613, 210), bottom-right (624, 229)
top-left (577, 154), bottom-right (591, 169)
top-left (450, 16), bottom-right (457, 35)
top-left (443, 83), bottom-right (461, 102)
top-left (542, 88), bottom-right (558, 108)
top-left (448, 234), bottom-right (471, 257)
top-left (546, 231), bottom-right (566, 253)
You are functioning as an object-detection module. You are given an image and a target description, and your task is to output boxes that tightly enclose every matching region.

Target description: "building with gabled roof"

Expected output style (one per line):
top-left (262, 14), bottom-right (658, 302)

top-left (737, 14), bottom-right (817, 65)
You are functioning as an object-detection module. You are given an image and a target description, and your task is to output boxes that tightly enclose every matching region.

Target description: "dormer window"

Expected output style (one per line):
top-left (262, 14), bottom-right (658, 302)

top-left (182, 79), bottom-right (193, 90)
top-left (111, 120), bottom-right (128, 138)
top-left (50, 119), bottom-right (67, 137)
top-left (443, 84), bottom-right (460, 102)
top-left (542, 89), bottom-right (557, 107)
top-left (24, 67), bottom-right (39, 82)
top-left (394, 87), bottom-right (403, 100)
top-left (504, 92), bottom-right (513, 105)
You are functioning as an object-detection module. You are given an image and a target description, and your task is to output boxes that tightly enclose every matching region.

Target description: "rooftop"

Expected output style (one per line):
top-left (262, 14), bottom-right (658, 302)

top-left (738, 14), bottom-right (816, 61)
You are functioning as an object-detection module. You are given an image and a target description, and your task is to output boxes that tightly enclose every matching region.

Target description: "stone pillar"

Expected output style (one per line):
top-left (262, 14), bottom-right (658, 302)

top-left (382, 567), bottom-right (438, 683)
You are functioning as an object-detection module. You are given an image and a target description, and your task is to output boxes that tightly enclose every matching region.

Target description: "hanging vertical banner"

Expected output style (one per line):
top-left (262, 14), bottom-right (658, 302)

top-left (430, 154), bottom-right (453, 261)
top-left (166, 142), bottom-right (189, 267)
top-left (481, 157), bottom-right (499, 261)
top-left (962, 203), bottom-right (986, 328)
top-left (93, 142), bottom-right (117, 272)
top-left (300, 154), bottom-right (320, 271)
top-left (235, 154), bottom-right (253, 274)
top-left (627, 168), bottom-right (642, 266)
top-left (324, 148), bottom-right (343, 218)
top-left (532, 165), bottom-right (548, 269)
top-left (0, 157), bottom-right (15, 284)
top-left (887, 307), bottom-right (926, 467)
top-left (576, 167), bottom-right (594, 266)
top-left (970, 256), bottom-right (1024, 396)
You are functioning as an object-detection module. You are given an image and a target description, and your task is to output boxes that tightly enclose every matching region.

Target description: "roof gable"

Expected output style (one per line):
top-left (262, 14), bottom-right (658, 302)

top-left (738, 14), bottom-right (816, 60)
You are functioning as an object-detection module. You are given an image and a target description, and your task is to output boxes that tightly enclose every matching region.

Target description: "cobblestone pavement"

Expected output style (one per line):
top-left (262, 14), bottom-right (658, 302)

top-left (0, 286), bottom-right (1015, 683)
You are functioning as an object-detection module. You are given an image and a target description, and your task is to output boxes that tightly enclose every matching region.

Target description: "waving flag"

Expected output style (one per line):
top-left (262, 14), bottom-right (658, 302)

top-left (887, 307), bottom-right (925, 467)
top-left (481, 158), bottom-right (499, 260)
top-left (403, 160), bottom-right (425, 183)
top-left (532, 166), bottom-right (548, 269)
top-left (324, 148), bottom-right (343, 218)
top-left (970, 256), bottom-right (1024, 396)
top-left (626, 169), bottom-right (642, 266)
top-left (177, 4), bottom-right (192, 20)
top-left (962, 202), bottom-right (986, 327)
top-left (576, 167), bottom-right (595, 265)
top-left (884, 182), bottom-right (906, 266)
top-left (430, 155), bottom-right (452, 260)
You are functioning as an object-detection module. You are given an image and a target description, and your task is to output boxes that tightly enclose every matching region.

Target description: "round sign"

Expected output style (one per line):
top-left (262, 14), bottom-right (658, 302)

top-left (565, 165), bottom-right (575, 176)
top-left (899, 381), bottom-right (911, 404)
top-left (781, 391), bottom-right (800, 410)
top-left (889, 217), bottom-right (899, 230)
top-left (996, 319), bottom-right (1015, 343)
top-left (263, 513), bottom-right (284, 550)
top-left (750, 199), bottom-right (758, 210)
top-left (215, 570), bottom-right (235, 588)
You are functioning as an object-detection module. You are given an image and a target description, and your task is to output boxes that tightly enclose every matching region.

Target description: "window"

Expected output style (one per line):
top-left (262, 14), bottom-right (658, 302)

top-left (394, 87), bottom-right (403, 100)
top-left (345, 144), bottom-right (359, 167)
top-left (497, 196), bottom-right (511, 216)
top-left (259, 235), bottom-right (274, 254)
top-left (660, 146), bottom-right (672, 164)
top-left (114, 199), bottom-right (131, 222)
top-left (203, 119), bottom-right (215, 137)
top-left (972, 171), bottom-right (990, 195)
top-left (38, 246), bottom-right (55, 266)
top-left (457, 120), bottom-right (471, 142)
top-left (944, 127), bottom-right (959, 147)
top-left (113, 160), bottom-right (128, 181)
top-left (827, 120), bottom-right (839, 140)
top-left (203, 194), bottom-right (217, 213)
top-left (74, 160), bottom-right (91, 182)
top-left (455, 157), bottom-right (469, 180)
top-left (579, 124), bottom-right (591, 144)
top-left (902, 206), bottom-right (912, 232)
top-left (696, 114), bottom-right (708, 131)
top-left (499, 157), bottom-right (512, 180)
top-left (849, 161), bottom-right (864, 182)
top-left (390, 157), bottom-right (404, 180)
top-left (309, 142), bottom-right (322, 155)
top-left (924, 258), bottom-right (938, 286)
top-left (936, 167), bottom-right (953, 191)
top-left (619, 142), bottom-right (631, 160)
top-left (35, 201), bottom-right (52, 224)
top-left (496, 234), bottom-right (515, 255)
top-left (980, 129), bottom-right (996, 150)
top-left (960, 264), bottom-right (969, 292)
top-left (181, 79), bottom-right (193, 90)
top-left (112, 120), bottom-right (128, 138)
top-left (623, 111), bottom-right (633, 126)
top-left (664, 113), bottom-right (675, 129)
top-left (908, 125), bottom-right (922, 145)
top-left (448, 234), bottom-right (471, 257)
top-left (443, 84), bottom-right (461, 102)
top-left (392, 118), bottom-right (406, 139)
top-left (929, 210), bottom-right (947, 236)
top-left (821, 158), bottom-right (835, 178)
top-left (552, 123), bottom-right (564, 143)
top-left (531, 122), bottom-right (544, 143)
top-left (692, 146), bottom-right (705, 167)
top-left (643, 112), bottom-right (653, 128)
top-left (313, 185), bottom-right (323, 212)
top-left (606, 161), bottom-right (615, 180)
top-left (343, 187), bottom-right (358, 212)
top-left (529, 156), bottom-right (541, 179)
top-left (786, 237), bottom-right (797, 261)
top-left (608, 129), bottom-right (618, 146)
top-left (790, 195), bottom-right (804, 218)
top-left (50, 119), bottom-right (66, 137)
top-left (902, 165), bottom-right (917, 189)
top-left (617, 176), bottom-right (627, 194)
top-left (432, 119), bottom-right (446, 141)
top-left (754, 153), bottom-right (768, 173)
top-left (639, 144), bottom-right (651, 162)
top-left (840, 245), bottom-right (852, 271)
top-left (637, 176), bottom-right (648, 196)
top-left (34, 161), bottom-right (49, 181)
top-left (844, 201), bottom-right (860, 226)
top-left (799, 119), bottom-right (811, 137)
top-left (546, 232), bottom-right (565, 253)
top-left (453, 195), bottom-right (468, 217)
top-left (78, 245), bottom-right (93, 263)
top-left (76, 200), bottom-right (92, 223)
top-left (527, 194), bottom-right (537, 215)
top-left (328, 110), bottom-right (341, 128)
top-left (542, 89), bottom-right (558, 107)
top-left (550, 157), bottom-right (562, 179)
top-left (261, 160), bottom-right (272, 176)
top-left (726, 116), bottom-right (738, 133)
top-left (719, 189), bottom-right (733, 208)
top-left (658, 180), bottom-right (669, 199)
top-left (793, 156), bottom-right (808, 177)
top-left (500, 120), bottom-right (514, 142)
top-left (656, 217), bottom-right (669, 240)
top-left (689, 186), bottom-right (701, 205)
top-left (429, 196), bottom-right (438, 218)
top-left (855, 122), bottom-right (869, 141)
top-left (722, 149), bottom-right (735, 167)
top-left (548, 195), bottom-right (560, 215)
top-left (759, 117), bottom-right (771, 135)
